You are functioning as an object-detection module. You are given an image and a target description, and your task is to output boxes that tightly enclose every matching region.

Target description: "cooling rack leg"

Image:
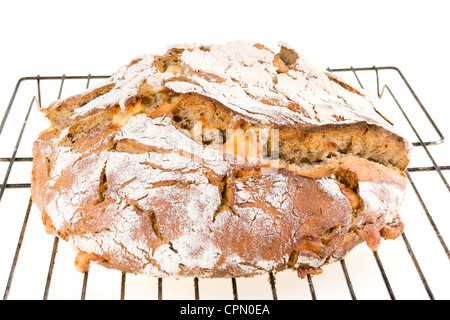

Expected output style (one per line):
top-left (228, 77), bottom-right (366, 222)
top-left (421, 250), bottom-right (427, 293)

top-left (306, 274), bottom-right (317, 300)
top-left (120, 272), bottom-right (126, 300)
top-left (194, 277), bottom-right (199, 300)
top-left (43, 237), bottom-right (59, 300)
top-left (372, 251), bottom-right (395, 300)
top-left (158, 277), bottom-right (163, 300)
top-left (231, 277), bottom-right (238, 300)
top-left (340, 259), bottom-right (357, 300)
top-left (2, 197), bottom-right (33, 300)
top-left (81, 271), bottom-right (89, 300)
top-left (401, 233), bottom-right (435, 300)
top-left (268, 272), bottom-right (278, 300)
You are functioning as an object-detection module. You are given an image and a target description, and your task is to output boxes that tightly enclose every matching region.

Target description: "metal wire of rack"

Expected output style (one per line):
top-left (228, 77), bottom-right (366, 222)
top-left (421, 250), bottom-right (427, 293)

top-left (0, 67), bottom-right (448, 300)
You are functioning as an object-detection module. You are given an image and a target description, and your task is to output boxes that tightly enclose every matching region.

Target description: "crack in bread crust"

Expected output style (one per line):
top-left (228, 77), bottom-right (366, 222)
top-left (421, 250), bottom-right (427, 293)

top-left (31, 41), bottom-right (411, 278)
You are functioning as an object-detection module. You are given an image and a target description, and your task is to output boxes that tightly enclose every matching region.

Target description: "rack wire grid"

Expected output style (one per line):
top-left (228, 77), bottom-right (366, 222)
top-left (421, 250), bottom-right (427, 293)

top-left (0, 66), bottom-right (448, 300)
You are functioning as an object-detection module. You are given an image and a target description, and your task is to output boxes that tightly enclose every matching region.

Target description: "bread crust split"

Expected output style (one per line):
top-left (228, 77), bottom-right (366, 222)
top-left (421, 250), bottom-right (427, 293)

top-left (31, 41), bottom-right (411, 278)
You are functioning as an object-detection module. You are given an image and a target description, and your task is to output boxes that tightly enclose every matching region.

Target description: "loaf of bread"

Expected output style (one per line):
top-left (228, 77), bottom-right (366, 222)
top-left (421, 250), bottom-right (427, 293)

top-left (31, 41), bottom-right (411, 278)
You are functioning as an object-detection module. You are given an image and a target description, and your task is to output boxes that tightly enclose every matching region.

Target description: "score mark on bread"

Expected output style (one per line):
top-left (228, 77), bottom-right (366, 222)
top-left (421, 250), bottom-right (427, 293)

top-left (31, 41), bottom-right (412, 278)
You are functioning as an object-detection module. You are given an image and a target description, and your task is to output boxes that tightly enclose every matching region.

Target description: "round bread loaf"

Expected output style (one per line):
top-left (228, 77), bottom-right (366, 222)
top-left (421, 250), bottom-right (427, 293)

top-left (31, 41), bottom-right (411, 278)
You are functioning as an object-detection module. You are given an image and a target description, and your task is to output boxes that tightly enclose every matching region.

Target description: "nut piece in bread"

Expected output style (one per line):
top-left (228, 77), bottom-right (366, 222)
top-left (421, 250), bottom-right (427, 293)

top-left (31, 41), bottom-right (412, 278)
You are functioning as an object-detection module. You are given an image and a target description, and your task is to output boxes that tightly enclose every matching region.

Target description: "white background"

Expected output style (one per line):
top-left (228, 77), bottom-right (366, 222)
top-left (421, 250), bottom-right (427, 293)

top-left (1, 0), bottom-right (449, 126)
top-left (0, 0), bottom-right (449, 300)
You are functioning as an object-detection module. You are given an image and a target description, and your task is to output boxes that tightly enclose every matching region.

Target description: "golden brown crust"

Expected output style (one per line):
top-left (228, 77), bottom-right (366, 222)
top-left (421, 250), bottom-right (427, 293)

top-left (31, 41), bottom-right (411, 278)
top-left (31, 134), bottom-right (407, 277)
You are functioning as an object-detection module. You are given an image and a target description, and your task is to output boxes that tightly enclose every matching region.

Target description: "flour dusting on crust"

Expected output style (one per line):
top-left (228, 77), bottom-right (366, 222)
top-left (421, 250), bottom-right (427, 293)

top-left (67, 41), bottom-right (393, 130)
top-left (31, 41), bottom-right (410, 278)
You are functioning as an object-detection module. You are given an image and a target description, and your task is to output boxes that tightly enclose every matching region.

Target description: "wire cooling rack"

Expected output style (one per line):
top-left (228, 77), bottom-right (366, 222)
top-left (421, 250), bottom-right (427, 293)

top-left (0, 67), bottom-right (448, 300)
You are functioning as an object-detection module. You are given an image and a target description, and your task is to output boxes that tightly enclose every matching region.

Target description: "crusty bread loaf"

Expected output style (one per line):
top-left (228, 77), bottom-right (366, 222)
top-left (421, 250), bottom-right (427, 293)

top-left (31, 41), bottom-right (411, 278)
